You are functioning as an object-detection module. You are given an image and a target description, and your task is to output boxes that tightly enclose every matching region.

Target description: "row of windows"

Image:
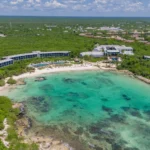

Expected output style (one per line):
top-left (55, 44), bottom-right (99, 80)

top-left (0, 61), bottom-right (13, 68)
top-left (10, 53), bottom-right (69, 60)
top-left (12, 54), bottom-right (37, 60)
top-left (0, 53), bottom-right (70, 68)
top-left (40, 53), bottom-right (69, 57)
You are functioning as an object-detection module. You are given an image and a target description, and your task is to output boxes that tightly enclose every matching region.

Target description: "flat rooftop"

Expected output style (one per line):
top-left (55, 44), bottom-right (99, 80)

top-left (0, 59), bottom-right (13, 63)
top-left (3, 51), bottom-right (71, 59)
top-left (106, 47), bottom-right (116, 50)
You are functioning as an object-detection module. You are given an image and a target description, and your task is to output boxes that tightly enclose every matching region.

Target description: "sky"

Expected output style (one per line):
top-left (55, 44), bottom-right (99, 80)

top-left (0, 0), bottom-right (150, 16)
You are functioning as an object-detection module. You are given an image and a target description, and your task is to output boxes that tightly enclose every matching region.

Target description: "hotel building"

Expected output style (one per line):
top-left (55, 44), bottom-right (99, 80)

top-left (0, 51), bottom-right (70, 68)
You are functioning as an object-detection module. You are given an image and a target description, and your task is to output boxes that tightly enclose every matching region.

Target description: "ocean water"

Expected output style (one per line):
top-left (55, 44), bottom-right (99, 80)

top-left (5, 71), bottom-right (150, 150)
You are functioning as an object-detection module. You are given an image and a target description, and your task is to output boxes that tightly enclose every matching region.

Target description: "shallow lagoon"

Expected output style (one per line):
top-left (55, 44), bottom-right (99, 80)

top-left (6, 71), bottom-right (150, 150)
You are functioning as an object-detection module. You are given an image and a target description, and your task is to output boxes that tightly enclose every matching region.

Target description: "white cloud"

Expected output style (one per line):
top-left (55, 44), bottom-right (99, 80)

top-left (27, 0), bottom-right (34, 4)
top-left (35, 0), bottom-right (41, 2)
top-left (10, 0), bottom-right (23, 5)
top-left (0, 0), bottom-right (149, 16)
top-left (45, 0), bottom-right (67, 8)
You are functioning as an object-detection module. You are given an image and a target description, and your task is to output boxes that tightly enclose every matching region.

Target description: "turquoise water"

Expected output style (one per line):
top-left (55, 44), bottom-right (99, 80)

top-left (5, 71), bottom-right (150, 150)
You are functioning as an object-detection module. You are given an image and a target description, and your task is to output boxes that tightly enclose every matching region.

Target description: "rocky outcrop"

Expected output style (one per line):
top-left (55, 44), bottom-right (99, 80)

top-left (135, 75), bottom-right (150, 84)
top-left (17, 79), bottom-right (26, 85)
top-left (35, 77), bottom-right (46, 82)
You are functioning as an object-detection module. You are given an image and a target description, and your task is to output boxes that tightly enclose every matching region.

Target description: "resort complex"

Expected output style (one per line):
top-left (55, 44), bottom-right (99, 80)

top-left (0, 51), bottom-right (70, 68)
top-left (80, 45), bottom-right (134, 57)
top-left (0, 16), bottom-right (150, 150)
top-left (0, 45), bottom-right (134, 68)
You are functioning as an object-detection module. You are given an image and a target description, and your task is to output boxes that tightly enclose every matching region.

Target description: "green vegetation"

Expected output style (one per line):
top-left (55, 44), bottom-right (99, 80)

top-left (0, 141), bottom-right (7, 150)
top-left (0, 79), bottom-right (5, 86)
top-left (118, 55), bottom-right (150, 78)
top-left (0, 96), bottom-right (38, 150)
top-left (0, 17), bottom-right (150, 79)
top-left (7, 78), bottom-right (16, 85)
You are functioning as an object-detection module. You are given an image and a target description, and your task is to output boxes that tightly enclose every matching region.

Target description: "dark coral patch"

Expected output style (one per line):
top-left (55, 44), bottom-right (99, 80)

top-left (122, 94), bottom-right (131, 101)
top-left (102, 105), bottom-right (113, 114)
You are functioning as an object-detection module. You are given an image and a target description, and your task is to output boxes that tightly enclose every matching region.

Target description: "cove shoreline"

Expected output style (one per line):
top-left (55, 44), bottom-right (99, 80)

top-left (0, 62), bottom-right (150, 94)
top-left (0, 63), bottom-right (150, 150)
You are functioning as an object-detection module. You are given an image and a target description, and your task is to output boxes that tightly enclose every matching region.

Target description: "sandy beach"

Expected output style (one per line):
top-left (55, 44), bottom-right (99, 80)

top-left (0, 63), bottom-right (100, 93)
top-left (0, 62), bottom-right (119, 93)
top-left (13, 64), bottom-right (100, 80)
top-left (0, 61), bottom-right (150, 94)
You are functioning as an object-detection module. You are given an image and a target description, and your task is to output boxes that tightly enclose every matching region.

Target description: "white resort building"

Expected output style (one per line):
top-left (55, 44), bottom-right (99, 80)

top-left (143, 56), bottom-right (150, 60)
top-left (80, 45), bottom-right (134, 57)
top-left (0, 59), bottom-right (14, 68)
top-left (0, 51), bottom-right (70, 68)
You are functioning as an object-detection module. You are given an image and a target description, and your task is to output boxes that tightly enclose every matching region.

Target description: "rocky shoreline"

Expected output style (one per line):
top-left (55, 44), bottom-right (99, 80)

top-left (114, 69), bottom-right (150, 84)
top-left (13, 102), bottom-right (74, 150)
top-left (135, 75), bottom-right (150, 84)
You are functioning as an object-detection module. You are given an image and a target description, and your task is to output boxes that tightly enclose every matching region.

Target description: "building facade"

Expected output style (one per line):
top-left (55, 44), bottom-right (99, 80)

top-left (143, 56), bottom-right (150, 59)
top-left (0, 59), bottom-right (14, 68)
top-left (3, 51), bottom-right (70, 61)
top-left (80, 52), bottom-right (104, 57)
top-left (0, 51), bottom-right (70, 68)
top-left (80, 45), bottom-right (134, 57)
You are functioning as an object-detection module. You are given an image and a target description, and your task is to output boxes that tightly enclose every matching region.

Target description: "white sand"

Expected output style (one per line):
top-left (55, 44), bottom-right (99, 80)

top-left (13, 64), bottom-right (99, 80)
top-left (11, 62), bottom-right (117, 80)
top-left (13, 65), bottom-right (98, 80)
top-left (0, 62), bottom-right (117, 93)
top-left (0, 64), bottom-right (99, 93)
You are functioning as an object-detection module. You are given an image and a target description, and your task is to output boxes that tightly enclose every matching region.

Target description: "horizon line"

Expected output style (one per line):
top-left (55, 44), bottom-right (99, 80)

top-left (0, 15), bottom-right (150, 18)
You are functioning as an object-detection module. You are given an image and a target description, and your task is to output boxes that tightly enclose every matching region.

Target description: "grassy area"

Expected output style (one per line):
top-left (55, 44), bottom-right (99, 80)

top-left (0, 96), bottom-right (38, 150)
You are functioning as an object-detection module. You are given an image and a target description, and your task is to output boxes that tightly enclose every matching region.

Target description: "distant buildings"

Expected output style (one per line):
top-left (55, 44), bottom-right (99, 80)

top-left (86, 27), bottom-right (97, 30)
top-left (0, 51), bottom-right (70, 68)
top-left (80, 45), bottom-right (134, 58)
top-left (99, 27), bottom-right (123, 32)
